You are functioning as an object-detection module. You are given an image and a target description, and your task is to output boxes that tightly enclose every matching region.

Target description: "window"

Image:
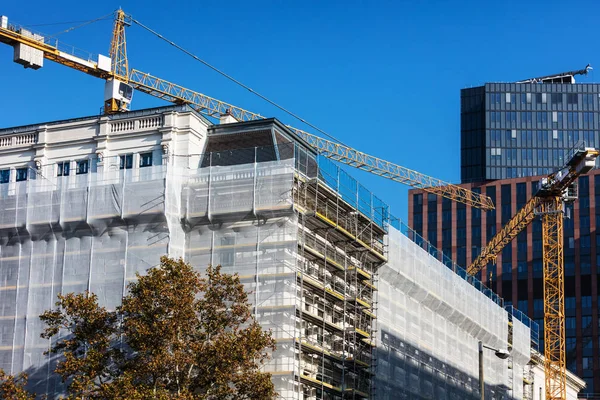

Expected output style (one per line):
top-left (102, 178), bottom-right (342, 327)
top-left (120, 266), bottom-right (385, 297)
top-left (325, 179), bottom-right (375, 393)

top-left (536, 112), bottom-right (548, 124)
top-left (220, 236), bottom-right (235, 266)
top-left (551, 93), bottom-right (562, 105)
top-left (57, 161), bottom-right (70, 176)
top-left (520, 93), bottom-right (528, 104)
top-left (536, 93), bottom-right (547, 104)
top-left (140, 152), bottom-right (153, 168)
top-left (583, 93), bottom-right (594, 107)
top-left (0, 169), bottom-right (9, 184)
top-left (120, 154), bottom-right (133, 170)
top-left (566, 337), bottom-right (576, 352)
top-left (581, 296), bottom-right (592, 308)
top-left (567, 93), bottom-right (578, 105)
top-left (581, 216), bottom-right (590, 228)
top-left (15, 167), bottom-right (27, 182)
top-left (582, 315), bottom-right (592, 328)
top-left (76, 160), bottom-right (89, 175)
top-left (517, 300), bottom-right (528, 312)
top-left (502, 262), bottom-right (512, 277)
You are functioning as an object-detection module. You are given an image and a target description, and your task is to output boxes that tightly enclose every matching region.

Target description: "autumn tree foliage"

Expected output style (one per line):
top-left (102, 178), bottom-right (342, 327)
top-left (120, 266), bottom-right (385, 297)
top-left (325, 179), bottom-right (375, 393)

top-left (0, 369), bottom-right (36, 400)
top-left (40, 256), bottom-right (276, 399)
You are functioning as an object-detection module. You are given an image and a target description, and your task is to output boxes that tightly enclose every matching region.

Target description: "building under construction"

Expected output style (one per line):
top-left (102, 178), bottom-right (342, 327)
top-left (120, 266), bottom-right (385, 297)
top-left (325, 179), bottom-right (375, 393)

top-left (0, 105), bottom-right (586, 399)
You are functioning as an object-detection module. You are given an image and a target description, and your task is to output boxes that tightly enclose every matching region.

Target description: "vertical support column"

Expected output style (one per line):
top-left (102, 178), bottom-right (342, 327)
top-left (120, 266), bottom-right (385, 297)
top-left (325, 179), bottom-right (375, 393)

top-left (478, 341), bottom-right (484, 400)
top-left (542, 197), bottom-right (567, 400)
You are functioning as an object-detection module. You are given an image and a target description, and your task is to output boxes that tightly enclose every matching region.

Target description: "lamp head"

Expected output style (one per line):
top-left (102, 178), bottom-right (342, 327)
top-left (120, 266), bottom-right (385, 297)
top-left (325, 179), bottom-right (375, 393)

top-left (494, 349), bottom-right (510, 360)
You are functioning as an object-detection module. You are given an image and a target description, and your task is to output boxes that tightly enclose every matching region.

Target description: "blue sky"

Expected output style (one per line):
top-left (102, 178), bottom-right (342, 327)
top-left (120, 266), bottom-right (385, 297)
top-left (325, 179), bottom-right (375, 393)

top-left (1, 0), bottom-right (600, 222)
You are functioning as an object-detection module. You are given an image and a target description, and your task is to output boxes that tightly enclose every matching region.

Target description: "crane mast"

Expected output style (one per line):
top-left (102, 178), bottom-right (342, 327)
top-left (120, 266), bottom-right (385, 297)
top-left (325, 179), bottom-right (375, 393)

top-left (6, 9), bottom-right (596, 399)
top-left (0, 12), bottom-right (494, 211)
top-left (468, 146), bottom-right (599, 400)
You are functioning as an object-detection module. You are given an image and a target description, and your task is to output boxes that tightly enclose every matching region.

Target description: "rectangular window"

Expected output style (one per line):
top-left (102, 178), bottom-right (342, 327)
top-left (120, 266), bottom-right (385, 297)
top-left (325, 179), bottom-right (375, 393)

top-left (76, 160), bottom-right (89, 175)
top-left (537, 112), bottom-right (548, 123)
top-left (551, 93), bottom-right (562, 105)
top-left (521, 93), bottom-right (527, 104)
top-left (0, 169), bottom-right (9, 184)
top-left (57, 161), bottom-right (70, 177)
top-left (15, 167), bottom-right (27, 182)
top-left (581, 296), bottom-right (592, 308)
top-left (140, 152), bottom-right (153, 168)
top-left (567, 93), bottom-right (578, 105)
top-left (120, 154), bottom-right (133, 170)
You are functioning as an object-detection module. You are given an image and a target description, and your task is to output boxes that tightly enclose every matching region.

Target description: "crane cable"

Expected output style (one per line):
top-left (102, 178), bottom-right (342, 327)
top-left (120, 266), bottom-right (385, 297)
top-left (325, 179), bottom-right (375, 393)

top-left (16, 12), bottom-right (114, 38)
top-left (129, 16), bottom-right (346, 146)
top-left (48, 12), bottom-right (114, 38)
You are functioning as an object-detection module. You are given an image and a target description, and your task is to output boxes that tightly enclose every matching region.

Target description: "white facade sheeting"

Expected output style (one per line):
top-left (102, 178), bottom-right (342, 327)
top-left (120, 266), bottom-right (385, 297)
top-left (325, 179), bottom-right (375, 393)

top-left (375, 228), bottom-right (515, 399)
top-left (0, 106), bottom-right (581, 399)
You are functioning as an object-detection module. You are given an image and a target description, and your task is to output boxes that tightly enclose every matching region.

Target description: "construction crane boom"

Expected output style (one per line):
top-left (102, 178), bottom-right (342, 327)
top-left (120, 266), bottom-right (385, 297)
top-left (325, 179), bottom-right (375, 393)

top-left (517, 64), bottom-right (592, 84)
top-left (467, 146), bottom-right (599, 400)
top-left (0, 13), bottom-right (495, 211)
top-left (468, 147), bottom-right (599, 275)
top-left (0, 18), bottom-right (112, 78)
top-left (467, 196), bottom-right (540, 276)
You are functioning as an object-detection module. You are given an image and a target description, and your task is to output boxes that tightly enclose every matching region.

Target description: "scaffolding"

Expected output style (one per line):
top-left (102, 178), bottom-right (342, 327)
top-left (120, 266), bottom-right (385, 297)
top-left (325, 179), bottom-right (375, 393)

top-left (0, 136), bottom-right (538, 399)
top-left (293, 158), bottom-right (387, 399)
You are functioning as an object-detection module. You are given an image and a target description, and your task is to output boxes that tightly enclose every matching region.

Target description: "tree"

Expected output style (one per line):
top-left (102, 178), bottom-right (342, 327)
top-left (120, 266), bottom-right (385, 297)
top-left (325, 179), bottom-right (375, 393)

top-left (40, 256), bottom-right (277, 399)
top-left (0, 369), bottom-right (36, 400)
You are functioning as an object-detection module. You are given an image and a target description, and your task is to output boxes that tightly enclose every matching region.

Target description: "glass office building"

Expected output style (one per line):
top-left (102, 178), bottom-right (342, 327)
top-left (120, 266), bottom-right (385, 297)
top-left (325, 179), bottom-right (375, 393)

top-left (461, 82), bottom-right (600, 183)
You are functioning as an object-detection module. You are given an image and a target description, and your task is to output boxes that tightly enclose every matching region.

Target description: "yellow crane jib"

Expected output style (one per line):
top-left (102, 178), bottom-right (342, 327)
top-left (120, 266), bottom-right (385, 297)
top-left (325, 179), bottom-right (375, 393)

top-left (289, 127), bottom-right (496, 211)
top-left (468, 146), bottom-right (599, 276)
top-left (0, 12), bottom-right (494, 211)
top-left (467, 146), bottom-right (599, 400)
top-left (0, 15), bottom-right (112, 78)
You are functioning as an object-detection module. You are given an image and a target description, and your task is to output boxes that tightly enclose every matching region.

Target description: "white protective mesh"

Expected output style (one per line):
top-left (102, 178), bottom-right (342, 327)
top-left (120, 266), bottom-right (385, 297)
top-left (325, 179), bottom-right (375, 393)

top-left (374, 227), bottom-right (523, 400)
top-left (182, 158), bottom-right (299, 399)
top-left (0, 162), bottom-right (171, 396)
top-left (509, 318), bottom-right (532, 399)
top-left (0, 156), bottom-right (299, 399)
top-left (0, 152), bottom-right (535, 400)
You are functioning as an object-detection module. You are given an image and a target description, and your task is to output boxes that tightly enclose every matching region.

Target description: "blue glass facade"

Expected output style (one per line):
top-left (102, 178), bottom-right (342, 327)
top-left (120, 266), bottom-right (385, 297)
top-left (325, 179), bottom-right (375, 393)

top-left (461, 83), bottom-right (600, 183)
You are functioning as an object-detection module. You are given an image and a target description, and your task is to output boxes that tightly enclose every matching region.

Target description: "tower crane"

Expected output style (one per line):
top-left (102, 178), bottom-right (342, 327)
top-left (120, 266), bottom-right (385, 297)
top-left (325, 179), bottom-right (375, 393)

top-left (468, 146), bottom-right (600, 400)
top-left (0, 10), bottom-right (494, 211)
top-left (517, 64), bottom-right (592, 84)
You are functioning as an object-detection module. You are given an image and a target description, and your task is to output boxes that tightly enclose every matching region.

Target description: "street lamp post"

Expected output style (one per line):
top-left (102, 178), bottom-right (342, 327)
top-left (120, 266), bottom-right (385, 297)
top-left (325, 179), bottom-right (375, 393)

top-left (479, 340), bottom-right (510, 400)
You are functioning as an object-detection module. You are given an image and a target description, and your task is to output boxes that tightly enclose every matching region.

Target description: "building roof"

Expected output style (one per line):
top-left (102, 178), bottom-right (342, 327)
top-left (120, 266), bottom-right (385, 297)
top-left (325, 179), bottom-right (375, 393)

top-left (0, 104), bottom-right (211, 136)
